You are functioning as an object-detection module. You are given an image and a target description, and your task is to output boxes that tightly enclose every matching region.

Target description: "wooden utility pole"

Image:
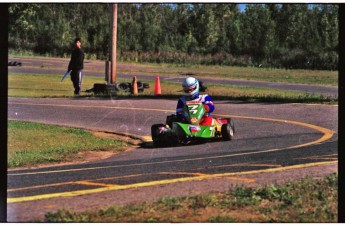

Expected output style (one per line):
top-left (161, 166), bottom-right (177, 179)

top-left (111, 3), bottom-right (118, 84)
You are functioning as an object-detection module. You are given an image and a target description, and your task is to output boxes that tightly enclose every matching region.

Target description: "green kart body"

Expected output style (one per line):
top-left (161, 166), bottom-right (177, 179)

top-left (172, 102), bottom-right (216, 138)
top-left (151, 102), bottom-right (235, 147)
top-left (172, 122), bottom-right (217, 138)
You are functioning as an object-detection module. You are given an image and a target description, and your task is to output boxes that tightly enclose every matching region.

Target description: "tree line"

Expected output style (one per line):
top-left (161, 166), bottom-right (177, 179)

top-left (9, 3), bottom-right (338, 70)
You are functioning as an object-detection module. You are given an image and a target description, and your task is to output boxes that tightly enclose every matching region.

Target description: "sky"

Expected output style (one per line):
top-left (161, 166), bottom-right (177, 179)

top-left (238, 4), bottom-right (246, 12)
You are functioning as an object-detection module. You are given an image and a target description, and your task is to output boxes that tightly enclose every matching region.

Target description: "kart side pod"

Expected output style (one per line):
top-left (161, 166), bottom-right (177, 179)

top-left (172, 122), bottom-right (220, 138)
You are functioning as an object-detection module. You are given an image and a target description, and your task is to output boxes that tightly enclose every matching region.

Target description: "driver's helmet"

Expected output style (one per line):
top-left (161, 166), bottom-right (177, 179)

top-left (182, 77), bottom-right (199, 99)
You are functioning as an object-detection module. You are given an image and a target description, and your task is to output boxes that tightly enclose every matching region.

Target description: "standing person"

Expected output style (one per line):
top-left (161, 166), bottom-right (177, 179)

top-left (68, 38), bottom-right (84, 95)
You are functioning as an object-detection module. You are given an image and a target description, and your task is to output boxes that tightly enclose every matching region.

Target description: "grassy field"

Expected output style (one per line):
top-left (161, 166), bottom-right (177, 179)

top-left (120, 62), bottom-right (338, 86)
top-left (8, 55), bottom-right (338, 86)
top-left (43, 173), bottom-right (338, 222)
top-left (8, 121), bottom-right (131, 168)
top-left (8, 73), bottom-right (337, 104)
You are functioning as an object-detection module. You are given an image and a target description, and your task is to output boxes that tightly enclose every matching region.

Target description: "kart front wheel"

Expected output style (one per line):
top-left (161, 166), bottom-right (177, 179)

top-left (221, 118), bottom-right (234, 141)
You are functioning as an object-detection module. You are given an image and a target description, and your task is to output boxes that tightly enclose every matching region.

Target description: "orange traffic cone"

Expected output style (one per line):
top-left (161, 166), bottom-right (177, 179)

top-left (154, 76), bottom-right (161, 95)
top-left (132, 76), bottom-right (138, 95)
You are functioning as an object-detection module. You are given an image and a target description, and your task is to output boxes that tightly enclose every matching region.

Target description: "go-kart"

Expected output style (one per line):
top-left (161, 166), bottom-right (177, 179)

top-left (151, 101), bottom-right (235, 147)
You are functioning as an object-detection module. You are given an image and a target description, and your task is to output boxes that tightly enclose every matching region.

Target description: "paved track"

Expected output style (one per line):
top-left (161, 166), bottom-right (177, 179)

top-left (7, 57), bottom-right (338, 221)
top-left (7, 97), bottom-right (338, 221)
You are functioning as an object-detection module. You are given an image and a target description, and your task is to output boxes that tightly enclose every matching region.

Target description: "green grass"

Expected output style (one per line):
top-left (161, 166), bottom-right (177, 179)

top-left (8, 121), bottom-right (131, 168)
top-left (8, 55), bottom-right (338, 87)
top-left (8, 73), bottom-right (337, 104)
top-left (120, 62), bottom-right (338, 86)
top-left (43, 173), bottom-right (338, 222)
top-left (8, 73), bottom-right (104, 98)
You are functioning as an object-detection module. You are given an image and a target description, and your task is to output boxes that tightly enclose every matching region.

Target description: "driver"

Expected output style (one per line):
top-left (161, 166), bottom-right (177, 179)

top-left (176, 77), bottom-right (215, 126)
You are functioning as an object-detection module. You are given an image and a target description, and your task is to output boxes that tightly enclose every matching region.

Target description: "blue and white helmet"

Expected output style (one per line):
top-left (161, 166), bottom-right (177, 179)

top-left (182, 77), bottom-right (199, 98)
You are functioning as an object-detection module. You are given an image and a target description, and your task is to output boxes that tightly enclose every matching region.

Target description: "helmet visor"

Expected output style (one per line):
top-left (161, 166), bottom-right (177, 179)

top-left (183, 84), bottom-right (197, 94)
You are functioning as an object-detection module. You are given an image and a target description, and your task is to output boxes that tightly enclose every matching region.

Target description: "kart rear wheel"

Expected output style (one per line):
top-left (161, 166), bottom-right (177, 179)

top-left (221, 118), bottom-right (234, 141)
top-left (151, 124), bottom-right (166, 147)
top-left (175, 125), bottom-right (190, 145)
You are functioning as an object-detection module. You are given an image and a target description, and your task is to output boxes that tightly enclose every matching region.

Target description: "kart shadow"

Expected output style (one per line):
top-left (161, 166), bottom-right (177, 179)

top-left (139, 139), bottom-right (219, 149)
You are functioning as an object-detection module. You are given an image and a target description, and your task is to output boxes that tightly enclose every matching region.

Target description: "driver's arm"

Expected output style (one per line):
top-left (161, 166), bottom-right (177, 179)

top-left (203, 95), bottom-right (215, 113)
top-left (176, 98), bottom-right (185, 119)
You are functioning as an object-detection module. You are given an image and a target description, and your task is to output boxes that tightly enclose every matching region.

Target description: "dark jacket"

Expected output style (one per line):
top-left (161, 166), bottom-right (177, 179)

top-left (68, 48), bottom-right (84, 71)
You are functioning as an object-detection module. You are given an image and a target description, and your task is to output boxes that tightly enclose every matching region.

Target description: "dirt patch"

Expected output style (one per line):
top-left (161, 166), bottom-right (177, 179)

top-left (91, 130), bottom-right (142, 145)
top-left (76, 150), bottom-right (116, 162)
top-left (9, 150), bottom-right (121, 171)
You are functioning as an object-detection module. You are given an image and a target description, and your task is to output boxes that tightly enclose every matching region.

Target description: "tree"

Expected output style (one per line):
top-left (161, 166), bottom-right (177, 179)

top-left (8, 3), bottom-right (338, 70)
top-left (8, 4), bottom-right (41, 50)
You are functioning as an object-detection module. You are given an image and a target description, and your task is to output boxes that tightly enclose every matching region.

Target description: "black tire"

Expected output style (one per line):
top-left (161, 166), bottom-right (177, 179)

top-left (143, 83), bottom-right (150, 89)
top-left (137, 81), bottom-right (144, 93)
top-left (221, 118), bottom-right (234, 141)
top-left (93, 83), bottom-right (108, 93)
top-left (116, 82), bottom-right (131, 92)
top-left (93, 84), bottom-right (117, 94)
top-left (136, 81), bottom-right (143, 89)
top-left (151, 124), bottom-right (166, 147)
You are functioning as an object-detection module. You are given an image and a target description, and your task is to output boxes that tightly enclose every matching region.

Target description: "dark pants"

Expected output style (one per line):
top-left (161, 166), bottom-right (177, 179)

top-left (70, 69), bottom-right (83, 94)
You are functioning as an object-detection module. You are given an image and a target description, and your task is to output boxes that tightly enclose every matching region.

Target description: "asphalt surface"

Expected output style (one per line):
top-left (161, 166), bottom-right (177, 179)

top-left (7, 57), bottom-right (338, 221)
top-left (7, 97), bottom-right (338, 221)
top-left (8, 57), bottom-right (338, 97)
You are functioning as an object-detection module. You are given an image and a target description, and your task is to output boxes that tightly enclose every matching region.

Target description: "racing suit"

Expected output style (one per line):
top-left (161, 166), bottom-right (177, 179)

top-left (68, 47), bottom-right (84, 95)
top-left (176, 94), bottom-right (215, 126)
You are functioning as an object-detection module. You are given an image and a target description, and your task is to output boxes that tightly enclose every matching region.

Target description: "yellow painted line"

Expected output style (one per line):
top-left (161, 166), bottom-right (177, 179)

top-left (8, 121), bottom-right (334, 176)
top-left (230, 160), bottom-right (338, 176)
top-left (9, 101), bottom-right (175, 114)
top-left (200, 163), bottom-right (282, 169)
top-left (295, 154), bottom-right (338, 161)
top-left (8, 174), bottom-right (147, 192)
top-left (216, 113), bottom-right (335, 147)
top-left (9, 101), bottom-right (335, 146)
top-left (74, 181), bottom-right (117, 188)
top-left (8, 180), bottom-right (117, 192)
top-left (7, 101), bottom-right (336, 202)
top-left (8, 111), bottom-right (335, 177)
top-left (8, 171), bottom-right (207, 191)
top-left (9, 101), bottom-right (335, 142)
top-left (8, 127), bottom-right (333, 176)
top-left (142, 136), bottom-right (153, 141)
top-left (7, 181), bottom-right (76, 192)
top-left (8, 172), bottom-right (203, 192)
top-left (7, 160), bottom-right (337, 203)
